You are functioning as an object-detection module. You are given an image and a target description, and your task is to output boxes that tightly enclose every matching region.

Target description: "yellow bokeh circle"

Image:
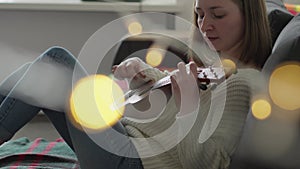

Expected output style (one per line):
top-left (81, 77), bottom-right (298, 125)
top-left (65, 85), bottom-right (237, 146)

top-left (221, 59), bottom-right (236, 70)
top-left (252, 99), bottom-right (272, 120)
top-left (128, 21), bottom-right (143, 35)
top-left (69, 74), bottom-right (125, 131)
top-left (221, 59), bottom-right (237, 76)
top-left (269, 64), bottom-right (300, 111)
top-left (296, 5), bottom-right (300, 13)
top-left (146, 48), bottom-right (164, 67)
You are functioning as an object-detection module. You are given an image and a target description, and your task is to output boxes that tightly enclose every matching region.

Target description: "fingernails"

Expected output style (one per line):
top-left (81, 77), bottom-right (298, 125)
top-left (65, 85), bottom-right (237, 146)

top-left (112, 65), bottom-right (117, 73)
top-left (170, 75), bottom-right (175, 81)
top-left (199, 84), bottom-right (208, 90)
top-left (132, 72), bottom-right (146, 81)
top-left (138, 72), bottom-right (146, 78)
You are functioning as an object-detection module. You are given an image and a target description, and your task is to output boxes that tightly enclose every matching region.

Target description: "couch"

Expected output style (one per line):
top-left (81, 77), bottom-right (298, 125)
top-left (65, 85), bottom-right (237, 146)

top-left (0, 0), bottom-right (299, 168)
top-left (230, 0), bottom-right (300, 169)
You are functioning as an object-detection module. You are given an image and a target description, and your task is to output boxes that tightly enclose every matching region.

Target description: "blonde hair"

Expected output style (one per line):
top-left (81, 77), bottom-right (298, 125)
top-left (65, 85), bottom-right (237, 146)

top-left (190, 0), bottom-right (272, 69)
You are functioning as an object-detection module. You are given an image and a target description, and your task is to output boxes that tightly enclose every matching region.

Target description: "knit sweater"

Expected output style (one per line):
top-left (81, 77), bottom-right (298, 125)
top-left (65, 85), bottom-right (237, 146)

top-left (121, 67), bottom-right (260, 169)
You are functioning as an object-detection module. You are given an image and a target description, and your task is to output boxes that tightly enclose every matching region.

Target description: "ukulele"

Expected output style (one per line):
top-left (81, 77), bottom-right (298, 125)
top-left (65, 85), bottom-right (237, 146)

top-left (118, 66), bottom-right (236, 108)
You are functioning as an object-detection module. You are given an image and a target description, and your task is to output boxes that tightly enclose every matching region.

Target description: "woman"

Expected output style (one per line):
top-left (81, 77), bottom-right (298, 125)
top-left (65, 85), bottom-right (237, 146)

top-left (0, 0), bottom-right (272, 168)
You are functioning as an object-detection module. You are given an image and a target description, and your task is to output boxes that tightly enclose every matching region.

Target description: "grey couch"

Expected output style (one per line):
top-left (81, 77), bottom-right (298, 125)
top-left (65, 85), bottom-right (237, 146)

top-left (230, 1), bottom-right (300, 169)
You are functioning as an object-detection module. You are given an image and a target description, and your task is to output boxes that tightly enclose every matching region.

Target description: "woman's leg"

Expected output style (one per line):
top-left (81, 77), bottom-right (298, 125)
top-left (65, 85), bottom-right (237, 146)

top-left (44, 107), bottom-right (143, 169)
top-left (38, 47), bottom-right (143, 169)
top-left (0, 46), bottom-right (81, 144)
top-left (1, 46), bottom-right (143, 168)
top-left (42, 109), bottom-right (74, 149)
top-left (0, 63), bottom-right (41, 143)
top-left (0, 46), bottom-right (78, 143)
top-left (0, 100), bottom-right (77, 152)
top-left (4, 46), bottom-right (87, 112)
top-left (0, 51), bottom-right (77, 149)
top-left (65, 118), bottom-right (143, 169)
top-left (0, 95), bottom-right (40, 144)
top-left (0, 99), bottom-right (75, 150)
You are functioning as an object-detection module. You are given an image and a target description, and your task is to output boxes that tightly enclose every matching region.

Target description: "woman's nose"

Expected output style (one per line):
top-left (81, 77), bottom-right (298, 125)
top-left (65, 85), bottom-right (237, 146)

top-left (200, 16), bottom-right (214, 33)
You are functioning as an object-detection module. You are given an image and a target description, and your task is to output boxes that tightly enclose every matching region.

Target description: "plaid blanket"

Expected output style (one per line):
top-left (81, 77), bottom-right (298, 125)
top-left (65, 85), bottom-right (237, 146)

top-left (0, 137), bottom-right (79, 169)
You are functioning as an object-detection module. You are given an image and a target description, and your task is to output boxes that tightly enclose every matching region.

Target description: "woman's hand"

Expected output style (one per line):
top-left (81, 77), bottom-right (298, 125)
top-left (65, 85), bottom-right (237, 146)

top-left (112, 57), bottom-right (154, 89)
top-left (112, 57), bottom-right (149, 80)
top-left (171, 62), bottom-right (200, 116)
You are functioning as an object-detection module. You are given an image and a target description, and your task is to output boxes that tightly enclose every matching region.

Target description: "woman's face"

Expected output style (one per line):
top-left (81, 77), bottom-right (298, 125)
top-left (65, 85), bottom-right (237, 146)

top-left (195, 0), bottom-right (245, 57)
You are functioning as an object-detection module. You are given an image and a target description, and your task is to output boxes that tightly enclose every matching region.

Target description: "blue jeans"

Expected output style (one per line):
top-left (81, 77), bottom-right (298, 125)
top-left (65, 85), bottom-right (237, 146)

top-left (0, 47), bottom-right (143, 169)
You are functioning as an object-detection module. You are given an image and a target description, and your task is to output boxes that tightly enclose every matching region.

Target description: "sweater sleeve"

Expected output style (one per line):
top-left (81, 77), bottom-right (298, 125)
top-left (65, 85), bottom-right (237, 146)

top-left (121, 69), bottom-right (253, 169)
top-left (177, 72), bottom-right (251, 169)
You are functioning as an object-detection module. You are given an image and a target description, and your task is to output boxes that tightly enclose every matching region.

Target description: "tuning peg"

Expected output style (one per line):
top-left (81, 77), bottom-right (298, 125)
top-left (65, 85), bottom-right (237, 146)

top-left (199, 83), bottom-right (208, 90)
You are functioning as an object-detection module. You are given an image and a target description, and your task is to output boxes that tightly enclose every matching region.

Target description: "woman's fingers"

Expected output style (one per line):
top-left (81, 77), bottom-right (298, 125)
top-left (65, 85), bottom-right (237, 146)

top-left (113, 57), bottom-right (149, 81)
top-left (111, 65), bottom-right (117, 73)
top-left (125, 61), bottom-right (139, 78)
top-left (171, 61), bottom-right (200, 115)
top-left (171, 75), bottom-right (181, 109)
top-left (189, 62), bottom-right (198, 79)
top-left (113, 65), bottom-right (126, 79)
top-left (177, 61), bottom-right (198, 78)
top-left (177, 62), bottom-right (187, 76)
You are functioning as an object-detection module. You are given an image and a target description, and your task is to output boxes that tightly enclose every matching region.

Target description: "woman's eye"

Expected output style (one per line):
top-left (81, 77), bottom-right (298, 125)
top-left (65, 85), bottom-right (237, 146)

top-left (212, 10), bottom-right (226, 19)
top-left (213, 14), bottom-right (225, 19)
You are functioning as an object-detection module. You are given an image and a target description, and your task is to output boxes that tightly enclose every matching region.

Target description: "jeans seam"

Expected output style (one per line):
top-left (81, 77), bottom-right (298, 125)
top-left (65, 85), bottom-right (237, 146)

top-left (0, 97), bottom-right (17, 139)
top-left (43, 48), bottom-right (75, 69)
top-left (0, 97), bottom-right (17, 122)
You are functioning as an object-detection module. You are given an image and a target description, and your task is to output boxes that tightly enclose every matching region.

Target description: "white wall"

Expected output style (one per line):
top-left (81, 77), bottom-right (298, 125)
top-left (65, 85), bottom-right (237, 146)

top-left (0, 0), bottom-right (194, 82)
top-left (176, 0), bottom-right (194, 30)
top-left (0, 10), bottom-right (124, 81)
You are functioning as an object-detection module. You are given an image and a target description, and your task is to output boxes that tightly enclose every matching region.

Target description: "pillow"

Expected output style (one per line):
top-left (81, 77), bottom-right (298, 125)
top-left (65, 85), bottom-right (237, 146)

top-left (266, 0), bottom-right (294, 45)
top-left (263, 13), bottom-right (300, 75)
top-left (230, 15), bottom-right (300, 169)
top-left (230, 13), bottom-right (300, 169)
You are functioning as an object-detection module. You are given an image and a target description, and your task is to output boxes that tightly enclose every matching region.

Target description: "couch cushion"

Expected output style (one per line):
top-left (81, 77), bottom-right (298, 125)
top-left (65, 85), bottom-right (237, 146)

top-left (263, 13), bottom-right (300, 75)
top-left (266, 0), bottom-right (294, 45)
top-left (230, 14), bottom-right (300, 169)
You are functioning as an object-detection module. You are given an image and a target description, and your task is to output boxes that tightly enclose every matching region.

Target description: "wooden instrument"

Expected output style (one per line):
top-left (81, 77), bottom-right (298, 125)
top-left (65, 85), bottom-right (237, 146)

top-left (119, 66), bottom-right (235, 107)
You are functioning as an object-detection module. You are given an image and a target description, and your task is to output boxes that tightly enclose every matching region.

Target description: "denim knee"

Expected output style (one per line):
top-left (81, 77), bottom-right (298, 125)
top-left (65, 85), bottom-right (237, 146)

top-left (40, 46), bottom-right (77, 69)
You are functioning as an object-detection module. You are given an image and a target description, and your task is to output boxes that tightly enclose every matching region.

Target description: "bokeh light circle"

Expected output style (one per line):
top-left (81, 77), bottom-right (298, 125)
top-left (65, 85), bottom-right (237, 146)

top-left (269, 64), bottom-right (300, 111)
top-left (69, 74), bottom-right (125, 131)
top-left (145, 48), bottom-right (164, 67)
top-left (252, 99), bottom-right (272, 120)
top-left (128, 21), bottom-right (143, 35)
top-left (221, 59), bottom-right (236, 69)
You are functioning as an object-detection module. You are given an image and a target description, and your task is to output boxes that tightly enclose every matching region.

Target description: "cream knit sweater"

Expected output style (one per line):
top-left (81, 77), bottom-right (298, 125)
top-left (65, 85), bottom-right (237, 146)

top-left (121, 67), bottom-right (261, 169)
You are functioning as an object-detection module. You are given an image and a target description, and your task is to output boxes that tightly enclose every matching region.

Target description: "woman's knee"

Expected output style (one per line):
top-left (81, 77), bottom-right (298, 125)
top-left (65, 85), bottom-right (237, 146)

top-left (39, 46), bottom-right (77, 68)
